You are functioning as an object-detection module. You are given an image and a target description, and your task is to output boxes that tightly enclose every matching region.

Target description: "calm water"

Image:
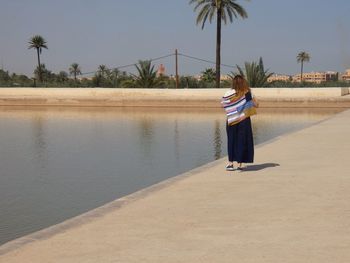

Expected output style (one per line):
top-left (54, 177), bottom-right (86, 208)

top-left (0, 107), bottom-right (342, 245)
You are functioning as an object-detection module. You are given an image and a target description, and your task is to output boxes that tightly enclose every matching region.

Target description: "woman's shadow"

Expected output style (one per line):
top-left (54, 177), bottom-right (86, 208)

top-left (242, 163), bottom-right (280, 172)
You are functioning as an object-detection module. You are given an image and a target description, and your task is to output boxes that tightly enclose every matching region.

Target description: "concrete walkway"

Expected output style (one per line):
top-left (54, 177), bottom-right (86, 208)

top-left (1, 109), bottom-right (350, 263)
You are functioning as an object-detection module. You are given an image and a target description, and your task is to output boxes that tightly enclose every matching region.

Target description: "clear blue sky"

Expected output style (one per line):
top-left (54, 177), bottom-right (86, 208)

top-left (1, 0), bottom-right (350, 77)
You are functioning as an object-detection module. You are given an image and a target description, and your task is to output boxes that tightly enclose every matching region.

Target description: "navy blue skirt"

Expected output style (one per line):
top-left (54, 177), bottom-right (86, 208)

top-left (226, 117), bottom-right (254, 163)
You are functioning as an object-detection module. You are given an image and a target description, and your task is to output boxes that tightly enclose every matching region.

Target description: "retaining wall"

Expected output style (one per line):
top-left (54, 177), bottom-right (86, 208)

top-left (0, 88), bottom-right (349, 108)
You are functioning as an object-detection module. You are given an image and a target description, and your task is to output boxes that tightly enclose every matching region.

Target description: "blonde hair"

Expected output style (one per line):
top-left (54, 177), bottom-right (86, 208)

top-left (232, 75), bottom-right (250, 97)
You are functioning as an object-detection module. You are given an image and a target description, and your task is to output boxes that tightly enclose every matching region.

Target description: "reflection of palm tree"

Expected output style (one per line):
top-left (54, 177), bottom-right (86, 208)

top-left (139, 118), bottom-right (154, 158)
top-left (213, 120), bottom-right (222, 160)
top-left (174, 120), bottom-right (180, 162)
top-left (189, 0), bottom-right (248, 88)
top-left (32, 115), bottom-right (48, 172)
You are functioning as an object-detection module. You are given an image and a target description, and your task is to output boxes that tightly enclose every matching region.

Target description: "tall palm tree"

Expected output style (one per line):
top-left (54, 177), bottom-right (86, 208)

top-left (28, 35), bottom-right (48, 82)
top-left (297, 51), bottom-right (310, 82)
top-left (189, 0), bottom-right (248, 88)
top-left (69, 63), bottom-right (81, 81)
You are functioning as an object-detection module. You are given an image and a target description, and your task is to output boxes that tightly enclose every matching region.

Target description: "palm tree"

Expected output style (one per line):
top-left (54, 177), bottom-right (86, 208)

top-left (189, 0), bottom-right (248, 88)
top-left (34, 63), bottom-right (50, 82)
top-left (69, 63), bottom-right (81, 82)
top-left (297, 51), bottom-right (310, 82)
top-left (233, 57), bottom-right (273, 87)
top-left (133, 60), bottom-right (159, 88)
top-left (110, 68), bottom-right (120, 87)
top-left (201, 68), bottom-right (216, 82)
top-left (28, 35), bottom-right (48, 82)
top-left (98, 65), bottom-right (108, 77)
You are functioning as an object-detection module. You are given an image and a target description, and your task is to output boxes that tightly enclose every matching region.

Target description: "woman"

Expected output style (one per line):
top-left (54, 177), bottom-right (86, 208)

top-left (221, 75), bottom-right (257, 171)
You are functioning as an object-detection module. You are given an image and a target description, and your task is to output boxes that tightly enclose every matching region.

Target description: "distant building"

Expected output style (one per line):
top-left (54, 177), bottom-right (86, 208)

top-left (292, 71), bottom-right (338, 83)
top-left (77, 76), bottom-right (93, 81)
top-left (221, 75), bottom-right (232, 81)
top-left (267, 74), bottom-right (291, 82)
top-left (157, 64), bottom-right (165, 77)
top-left (341, 69), bottom-right (350, 82)
top-left (193, 74), bottom-right (201, 80)
top-left (193, 74), bottom-right (232, 81)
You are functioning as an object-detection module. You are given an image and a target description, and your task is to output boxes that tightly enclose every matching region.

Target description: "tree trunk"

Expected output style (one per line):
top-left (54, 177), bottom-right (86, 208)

top-left (216, 6), bottom-right (222, 89)
top-left (300, 61), bottom-right (303, 82)
top-left (36, 48), bottom-right (42, 82)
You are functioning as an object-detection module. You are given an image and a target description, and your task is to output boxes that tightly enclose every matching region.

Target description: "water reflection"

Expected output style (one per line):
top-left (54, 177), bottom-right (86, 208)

top-left (213, 120), bottom-right (222, 160)
top-left (173, 120), bottom-right (180, 162)
top-left (139, 117), bottom-right (155, 160)
top-left (0, 106), bottom-right (343, 245)
top-left (32, 115), bottom-right (48, 173)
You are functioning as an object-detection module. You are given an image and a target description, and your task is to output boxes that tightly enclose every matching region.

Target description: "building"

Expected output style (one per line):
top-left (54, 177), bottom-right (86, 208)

top-left (292, 71), bottom-right (338, 83)
top-left (157, 64), bottom-right (165, 77)
top-left (221, 75), bottom-right (232, 81)
top-left (193, 74), bottom-right (232, 81)
top-left (341, 69), bottom-right (350, 82)
top-left (267, 74), bottom-right (291, 82)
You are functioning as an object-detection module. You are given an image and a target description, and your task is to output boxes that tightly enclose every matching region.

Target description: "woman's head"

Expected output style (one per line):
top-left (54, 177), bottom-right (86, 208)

top-left (232, 75), bottom-right (250, 96)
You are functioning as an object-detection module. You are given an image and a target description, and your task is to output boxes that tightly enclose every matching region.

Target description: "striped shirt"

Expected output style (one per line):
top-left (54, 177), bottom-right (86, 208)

top-left (221, 90), bottom-right (257, 126)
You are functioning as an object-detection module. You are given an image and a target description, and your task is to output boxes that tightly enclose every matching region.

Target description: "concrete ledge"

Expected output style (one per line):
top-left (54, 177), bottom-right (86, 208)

top-left (0, 88), bottom-right (349, 108)
top-left (253, 87), bottom-right (349, 97)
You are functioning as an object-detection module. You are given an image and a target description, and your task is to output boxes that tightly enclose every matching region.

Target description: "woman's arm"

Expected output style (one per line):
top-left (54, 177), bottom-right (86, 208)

top-left (252, 96), bottom-right (259, 108)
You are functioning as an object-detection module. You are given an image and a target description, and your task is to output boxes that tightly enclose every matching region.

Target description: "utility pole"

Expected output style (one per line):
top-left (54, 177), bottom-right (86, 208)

top-left (175, 49), bottom-right (179, 89)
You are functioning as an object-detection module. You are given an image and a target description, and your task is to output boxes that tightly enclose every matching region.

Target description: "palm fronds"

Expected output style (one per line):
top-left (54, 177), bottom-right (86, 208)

top-left (133, 60), bottom-right (159, 88)
top-left (232, 57), bottom-right (273, 87)
top-left (28, 35), bottom-right (48, 53)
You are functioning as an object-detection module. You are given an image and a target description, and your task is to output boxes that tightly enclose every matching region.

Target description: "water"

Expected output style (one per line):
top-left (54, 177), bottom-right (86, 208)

top-left (0, 106), bottom-right (342, 245)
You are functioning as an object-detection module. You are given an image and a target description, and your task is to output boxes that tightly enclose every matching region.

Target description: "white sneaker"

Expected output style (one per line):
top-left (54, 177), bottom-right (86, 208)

top-left (226, 164), bottom-right (235, 171)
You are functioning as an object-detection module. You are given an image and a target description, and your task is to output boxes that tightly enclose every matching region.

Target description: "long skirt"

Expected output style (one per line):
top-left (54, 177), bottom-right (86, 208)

top-left (226, 117), bottom-right (254, 163)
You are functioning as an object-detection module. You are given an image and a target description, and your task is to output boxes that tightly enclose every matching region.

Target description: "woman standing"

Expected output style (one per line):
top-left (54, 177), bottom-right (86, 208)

top-left (221, 75), bottom-right (257, 171)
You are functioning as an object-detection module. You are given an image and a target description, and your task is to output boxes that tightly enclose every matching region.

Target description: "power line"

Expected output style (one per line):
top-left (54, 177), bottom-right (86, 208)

top-left (178, 52), bottom-right (235, 69)
top-left (79, 51), bottom-right (236, 76)
top-left (80, 53), bottom-right (175, 76)
top-left (148, 53), bottom-right (175, 62)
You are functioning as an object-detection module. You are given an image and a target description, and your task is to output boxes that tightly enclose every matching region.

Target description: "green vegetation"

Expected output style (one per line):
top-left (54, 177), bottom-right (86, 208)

top-left (28, 35), bottom-right (48, 82)
top-left (233, 57), bottom-right (273, 87)
top-left (69, 63), bottom-right (81, 82)
top-left (201, 68), bottom-right (216, 83)
top-left (189, 0), bottom-right (248, 89)
top-left (1, 67), bottom-right (348, 88)
top-left (297, 51), bottom-right (311, 81)
top-left (0, 69), bottom-right (32, 86)
top-left (133, 60), bottom-right (159, 88)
